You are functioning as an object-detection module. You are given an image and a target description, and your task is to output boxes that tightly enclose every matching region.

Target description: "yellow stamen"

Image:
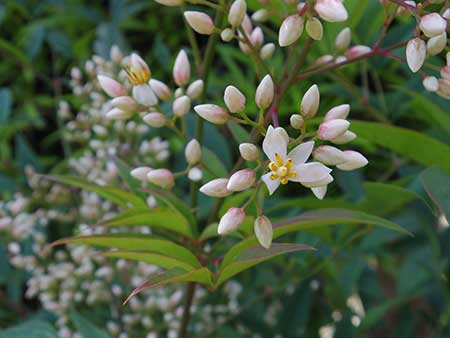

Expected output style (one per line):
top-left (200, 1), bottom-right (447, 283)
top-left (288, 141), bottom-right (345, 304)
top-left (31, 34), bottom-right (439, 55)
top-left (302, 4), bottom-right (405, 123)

top-left (280, 177), bottom-right (288, 185)
top-left (125, 66), bottom-right (150, 86)
top-left (275, 153), bottom-right (284, 166)
top-left (267, 156), bottom-right (296, 184)
top-left (269, 162), bottom-right (278, 172)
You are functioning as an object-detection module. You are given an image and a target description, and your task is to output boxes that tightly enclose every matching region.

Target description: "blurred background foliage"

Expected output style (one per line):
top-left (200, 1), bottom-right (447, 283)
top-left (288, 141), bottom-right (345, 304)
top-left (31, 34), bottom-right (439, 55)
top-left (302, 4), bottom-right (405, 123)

top-left (1, 0), bottom-right (450, 338)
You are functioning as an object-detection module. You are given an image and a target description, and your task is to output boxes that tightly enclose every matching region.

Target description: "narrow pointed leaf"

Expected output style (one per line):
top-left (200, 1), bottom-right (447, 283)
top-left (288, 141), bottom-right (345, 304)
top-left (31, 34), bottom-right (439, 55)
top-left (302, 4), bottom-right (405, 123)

top-left (420, 166), bottom-right (450, 220)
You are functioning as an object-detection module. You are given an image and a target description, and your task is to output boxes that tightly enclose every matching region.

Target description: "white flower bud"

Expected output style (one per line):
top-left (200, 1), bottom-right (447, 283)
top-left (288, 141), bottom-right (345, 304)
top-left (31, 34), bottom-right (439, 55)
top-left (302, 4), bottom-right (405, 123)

top-left (173, 95), bottom-right (191, 117)
top-left (105, 108), bottom-right (133, 120)
top-left (131, 167), bottom-right (152, 181)
top-left (346, 45), bottom-right (372, 59)
top-left (446, 52), bottom-right (450, 67)
top-left (252, 9), bottom-right (269, 22)
top-left (254, 215), bottom-right (273, 249)
top-left (255, 74), bottom-right (274, 110)
top-left (173, 50), bottom-right (190, 86)
top-left (147, 169), bottom-right (175, 189)
top-left (224, 86), bottom-right (246, 113)
top-left (336, 150), bottom-right (368, 171)
top-left (443, 8), bottom-right (450, 20)
top-left (184, 11), bottom-right (215, 35)
top-left (132, 84), bottom-right (158, 106)
top-left (186, 79), bottom-right (204, 100)
top-left (335, 27), bottom-right (351, 51)
top-left (306, 17), bottom-right (323, 40)
top-left (442, 66), bottom-right (450, 80)
top-left (154, 0), bottom-right (183, 6)
top-left (290, 114), bottom-right (304, 129)
top-left (221, 28), bottom-right (234, 42)
top-left (218, 208), bottom-right (245, 235)
top-left (251, 27), bottom-right (264, 49)
top-left (427, 32), bottom-right (447, 56)
top-left (111, 96), bottom-right (139, 112)
top-left (143, 112), bottom-right (166, 128)
top-left (419, 13), bottom-right (447, 38)
top-left (278, 15), bottom-right (304, 47)
top-left (317, 119), bottom-right (350, 140)
top-left (311, 186), bottom-right (327, 200)
top-left (174, 87), bottom-right (184, 98)
top-left (239, 143), bottom-right (259, 161)
top-left (149, 79), bottom-right (171, 101)
top-left (324, 104), bottom-right (350, 122)
top-left (335, 56), bottom-right (347, 64)
top-left (188, 167), bottom-right (203, 182)
top-left (314, 54), bottom-right (334, 67)
top-left (194, 104), bottom-right (230, 124)
top-left (228, 0), bottom-right (247, 27)
top-left (301, 84), bottom-right (320, 118)
top-left (260, 43), bottom-right (276, 60)
top-left (97, 75), bottom-right (127, 97)
top-left (130, 53), bottom-right (151, 81)
top-left (313, 145), bottom-right (346, 165)
top-left (423, 76), bottom-right (439, 92)
top-left (185, 139), bottom-right (201, 165)
top-left (227, 169), bottom-right (256, 191)
top-left (406, 38), bottom-right (426, 73)
top-left (315, 0), bottom-right (348, 22)
top-left (200, 178), bottom-right (232, 197)
top-left (437, 79), bottom-right (450, 99)
top-left (110, 45), bottom-right (122, 64)
top-left (330, 130), bottom-right (356, 144)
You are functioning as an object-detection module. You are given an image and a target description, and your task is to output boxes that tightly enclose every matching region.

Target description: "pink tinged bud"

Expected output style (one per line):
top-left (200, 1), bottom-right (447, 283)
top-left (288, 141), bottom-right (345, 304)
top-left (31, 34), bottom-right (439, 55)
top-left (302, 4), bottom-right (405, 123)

top-left (443, 8), bottom-right (450, 20)
top-left (224, 85), bottom-right (246, 113)
top-left (221, 28), bottom-right (234, 42)
top-left (149, 79), bottom-right (171, 101)
top-left (318, 119), bottom-right (350, 140)
top-left (251, 27), bottom-right (264, 49)
top-left (239, 143), bottom-right (259, 161)
top-left (314, 54), bottom-right (334, 67)
top-left (110, 45), bottom-right (122, 64)
top-left (105, 108), bottom-right (133, 120)
top-left (255, 75), bottom-right (274, 110)
top-left (419, 13), bottom-right (447, 38)
top-left (313, 145), bottom-right (347, 165)
top-left (301, 84), bottom-right (320, 118)
top-left (228, 0), bottom-right (247, 27)
top-left (188, 167), bottom-right (203, 182)
top-left (218, 208), bottom-right (245, 235)
top-left (173, 95), bottom-right (191, 117)
top-left (442, 66), bottom-right (450, 80)
top-left (305, 17), bottom-right (323, 41)
top-left (200, 178), bottom-right (232, 197)
top-left (330, 130), bottom-right (356, 144)
top-left (173, 50), bottom-right (191, 86)
top-left (406, 38), bottom-right (426, 73)
top-left (154, 0), bottom-right (183, 5)
top-left (437, 79), bottom-right (450, 99)
top-left (242, 14), bottom-right (253, 35)
top-left (97, 75), bottom-right (127, 97)
top-left (311, 186), bottom-right (327, 200)
top-left (252, 9), bottom-right (269, 22)
top-left (130, 167), bottom-right (152, 181)
top-left (260, 43), bottom-right (276, 60)
top-left (184, 11), bottom-right (215, 35)
top-left (227, 169), bottom-right (256, 191)
top-left (427, 32), bottom-right (447, 56)
top-left (194, 104), bottom-right (230, 124)
top-left (324, 104), bottom-right (350, 122)
top-left (423, 76), bottom-right (439, 92)
top-left (336, 150), bottom-right (368, 171)
top-left (132, 84), bottom-right (158, 106)
top-left (346, 45), bottom-right (372, 59)
top-left (335, 27), bottom-right (351, 51)
top-left (111, 96), bottom-right (139, 112)
top-left (185, 139), bottom-right (202, 165)
top-left (278, 15), bottom-right (304, 47)
top-left (335, 56), bottom-right (347, 64)
top-left (186, 80), bottom-right (204, 100)
top-left (315, 0), bottom-right (348, 22)
top-left (290, 114), bottom-right (304, 129)
top-left (143, 112), bottom-right (166, 128)
top-left (147, 169), bottom-right (175, 189)
top-left (254, 215), bottom-right (273, 249)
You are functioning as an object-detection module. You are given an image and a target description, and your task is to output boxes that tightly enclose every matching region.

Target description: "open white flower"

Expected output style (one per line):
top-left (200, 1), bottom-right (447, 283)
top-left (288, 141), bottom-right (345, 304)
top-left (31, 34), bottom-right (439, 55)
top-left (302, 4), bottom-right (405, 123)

top-left (261, 126), bottom-right (333, 195)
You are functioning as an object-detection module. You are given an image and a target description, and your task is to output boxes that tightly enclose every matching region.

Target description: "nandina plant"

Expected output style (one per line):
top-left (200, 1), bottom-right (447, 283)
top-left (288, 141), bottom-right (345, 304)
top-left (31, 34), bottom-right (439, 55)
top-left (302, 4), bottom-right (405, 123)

top-left (47, 0), bottom-right (448, 336)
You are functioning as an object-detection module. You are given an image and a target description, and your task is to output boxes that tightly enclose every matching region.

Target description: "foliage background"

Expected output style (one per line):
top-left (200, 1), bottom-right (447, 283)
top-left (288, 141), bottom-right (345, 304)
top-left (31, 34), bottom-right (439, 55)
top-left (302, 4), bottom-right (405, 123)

top-left (1, 0), bottom-right (450, 337)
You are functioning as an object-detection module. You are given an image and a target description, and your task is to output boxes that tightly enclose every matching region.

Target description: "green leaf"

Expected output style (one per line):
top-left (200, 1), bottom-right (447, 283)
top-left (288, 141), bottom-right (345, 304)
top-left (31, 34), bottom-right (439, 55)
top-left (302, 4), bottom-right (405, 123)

top-left (0, 320), bottom-right (58, 338)
top-left (99, 207), bottom-right (194, 238)
top-left (351, 121), bottom-right (450, 174)
top-left (199, 223), bottom-right (219, 241)
top-left (202, 146), bottom-right (228, 178)
top-left (215, 243), bottom-right (316, 288)
top-left (227, 121), bottom-right (250, 144)
top-left (410, 95), bottom-right (450, 135)
top-left (110, 156), bottom-right (144, 196)
top-left (421, 167), bottom-right (450, 220)
top-left (70, 311), bottom-right (114, 338)
top-left (0, 87), bottom-right (12, 123)
top-left (48, 234), bottom-right (201, 268)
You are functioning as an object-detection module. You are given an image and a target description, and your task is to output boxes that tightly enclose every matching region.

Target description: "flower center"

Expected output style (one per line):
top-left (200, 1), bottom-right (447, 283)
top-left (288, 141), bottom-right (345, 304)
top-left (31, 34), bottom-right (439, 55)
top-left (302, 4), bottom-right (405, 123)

top-left (268, 153), bottom-right (296, 185)
top-left (125, 66), bottom-right (150, 86)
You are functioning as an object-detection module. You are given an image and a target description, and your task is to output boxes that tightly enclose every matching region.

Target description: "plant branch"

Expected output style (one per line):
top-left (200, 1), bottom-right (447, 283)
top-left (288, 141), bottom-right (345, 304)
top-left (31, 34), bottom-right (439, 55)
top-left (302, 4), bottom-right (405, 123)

top-left (178, 282), bottom-right (197, 338)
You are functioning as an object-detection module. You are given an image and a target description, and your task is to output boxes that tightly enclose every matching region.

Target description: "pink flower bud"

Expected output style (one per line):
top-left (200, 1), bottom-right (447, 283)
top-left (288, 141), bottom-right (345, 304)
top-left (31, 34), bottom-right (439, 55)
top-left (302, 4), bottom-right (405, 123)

top-left (260, 43), bottom-right (275, 60)
top-left (173, 95), bottom-right (191, 117)
top-left (318, 119), bottom-right (350, 140)
top-left (173, 50), bottom-right (190, 86)
top-left (290, 114), bottom-right (304, 129)
top-left (147, 169), bottom-right (175, 189)
top-left (278, 15), bottom-right (304, 47)
top-left (149, 79), bottom-right (172, 101)
top-left (437, 79), bottom-right (450, 99)
top-left (254, 215), bottom-right (273, 249)
top-left (441, 66), bottom-right (450, 80)
top-left (251, 27), bottom-right (264, 49)
top-left (194, 104), bottom-right (230, 124)
top-left (130, 167), bottom-right (152, 181)
top-left (185, 139), bottom-right (202, 165)
top-left (186, 79), bottom-right (204, 100)
top-left (427, 32), bottom-right (447, 56)
top-left (200, 178), bottom-right (232, 197)
top-left (111, 96), bottom-right (139, 112)
top-left (330, 131), bottom-right (356, 144)
top-left (228, 0), bottom-right (247, 27)
top-left (97, 75), bottom-right (127, 97)
top-left (313, 145), bottom-right (347, 165)
top-left (406, 38), bottom-right (426, 73)
top-left (305, 17), bottom-right (323, 41)
top-left (335, 27), bottom-right (351, 51)
top-left (105, 108), bottom-right (133, 120)
top-left (132, 84), bottom-right (158, 106)
top-left (184, 11), bottom-right (215, 35)
top-left (301, 84), bottom-right (320, 118)
top-left (188, 167), bottom-right (203, 182)
top-left (324, 104), bottom-right (350, 122)
top-left (143, 112), bottom-right (166, 128)
top-left (314, 54), bottom-right (334, 67)
top-left (218, 208), bottom-right (245, 235)
top-left (255, 74), bottom-right (274, 110)
top-left (423, 76), bottom-right (439, 92)
top-left (346, 45), bottom-right (372, 59)
top-left (239, 143), bottom-right (259, 161)
top-left (336, 150), bottom-right (368, 171)
top-left (227, 169), bottom-right (256, 191)
top-left (242, 14), bottom-right (252, 35)
top-left (315, 0), bottom-right (348, 22)
top-left (224, 85), bottom-right (246, 113)
top-left (419, 13), bottom-right (447, 38)
top-left (154, 0), bottom-right (183, 5)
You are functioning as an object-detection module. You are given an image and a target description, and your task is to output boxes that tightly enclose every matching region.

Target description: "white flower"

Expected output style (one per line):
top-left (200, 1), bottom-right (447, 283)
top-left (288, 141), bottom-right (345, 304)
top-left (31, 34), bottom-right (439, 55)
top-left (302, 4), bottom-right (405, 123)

top-left (261, 126), bottom-right (332, 195)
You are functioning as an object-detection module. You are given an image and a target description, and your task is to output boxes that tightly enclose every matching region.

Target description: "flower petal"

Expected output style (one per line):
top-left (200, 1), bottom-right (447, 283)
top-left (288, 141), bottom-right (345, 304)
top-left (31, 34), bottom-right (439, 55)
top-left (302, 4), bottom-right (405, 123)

top-left (287, 141), bottom-right (314, 164)
top-left (301, 174), bottom-right (333, 188)
top-left (290, 162), bottom-right (332, 183)
top-left (311, 186), bottom-right (327, 200)
top-left (261, 172), bottom-right (281, 195)
top-left (262, 126), bottom-right (288, 162)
